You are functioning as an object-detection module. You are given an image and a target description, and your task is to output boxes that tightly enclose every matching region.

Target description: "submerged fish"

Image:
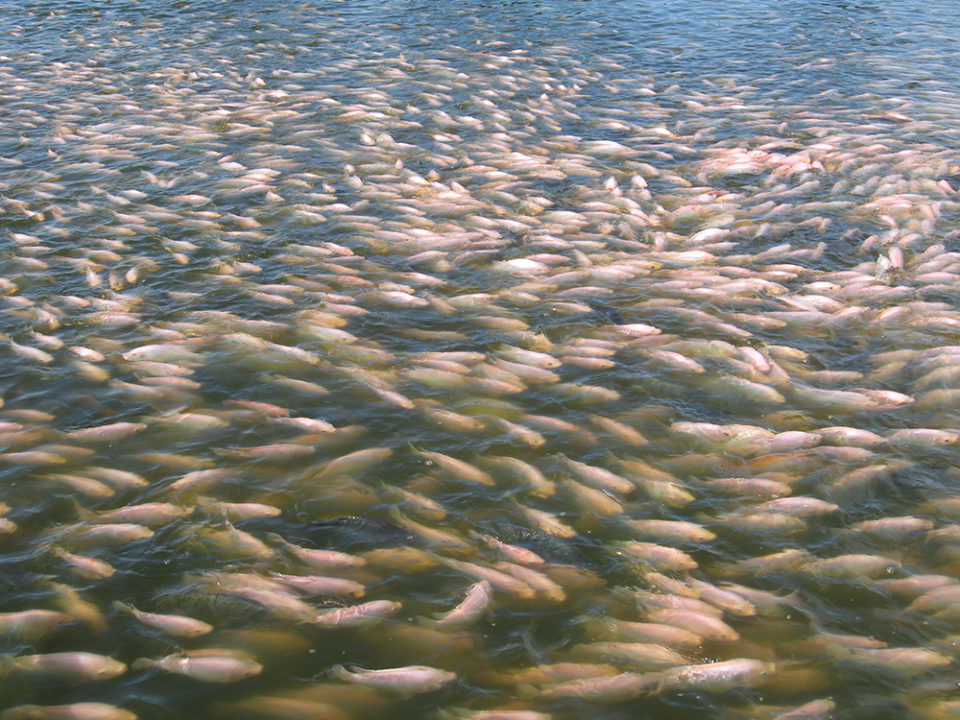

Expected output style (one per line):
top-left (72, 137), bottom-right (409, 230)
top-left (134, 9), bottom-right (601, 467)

top-left (5, 652), bottom-right (127, 682)
top-left (0, 704), bottom-right (137, 720)
top-left (329, 664), bottom-right (457, 695)
top-left (112, 602), bottom-right (213, 638)
top-left (131, 651), bottom-right (262, 682)
top-left (1, 4), bottom-right (960, 719)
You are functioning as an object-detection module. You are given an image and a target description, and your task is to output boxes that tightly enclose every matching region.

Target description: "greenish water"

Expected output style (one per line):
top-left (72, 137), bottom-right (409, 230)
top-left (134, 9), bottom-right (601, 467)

top-left (2, 1), bottom-right (960, 719)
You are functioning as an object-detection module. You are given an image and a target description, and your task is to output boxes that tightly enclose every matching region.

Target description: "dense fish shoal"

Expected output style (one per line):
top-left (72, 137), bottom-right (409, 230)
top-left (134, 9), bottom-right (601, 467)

top-left (3, 1), bottom-right (960, 719)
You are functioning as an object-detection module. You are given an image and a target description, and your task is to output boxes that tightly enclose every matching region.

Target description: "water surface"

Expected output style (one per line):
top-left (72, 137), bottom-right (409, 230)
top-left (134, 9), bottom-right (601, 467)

top-left (2, 1), bottom-right (960, 719)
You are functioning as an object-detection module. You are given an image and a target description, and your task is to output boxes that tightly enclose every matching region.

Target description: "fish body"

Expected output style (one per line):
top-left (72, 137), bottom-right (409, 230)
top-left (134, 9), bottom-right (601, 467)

top-left (330, 664), bottom-right (457, 694)
top-left (411, 447), bottom-right (495, 486)
top-left (0, 704), bottom-right (137, 720)
top-left (132, 652), bottom-right (262, 682)
top-left (657, 658), bottom-right (774, 692)
top-left (312, 600), bottom-right (402, 627)
top-left (112, 602), bottom-right (213, 637)
top-left (645, 609), bottom-right (740, 642)
top-left (434, 580), bottom-right (494, 628)
top-left (537, 672), bottom-right (662, 702)
top-left (7, 652), bottom-right (127, 682)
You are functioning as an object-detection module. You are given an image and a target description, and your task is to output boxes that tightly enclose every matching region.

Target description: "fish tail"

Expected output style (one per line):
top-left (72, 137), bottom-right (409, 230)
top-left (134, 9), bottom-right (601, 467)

top-left (463, 528), bottom-right (485, 542)
top-left (111, 600), bottom-right (132, 613)
top-left (515, 682), bottom-right (540, 698)
top-left (131, 657), bottom-right (155, 671)
top-left (328, 663), bottom-right (351, 681)
top-left (386, 506), bottom-right (410, 527)
top-left (647, 672), bottom-right (667, 696)
top-left (66, 496), bottom-right (94, 521)
top-left (431, 709), bottom-right (468, 720)
top-left (264, 532), bottom-right (286, 547)
top-left (426, 549), bottom-right (453, 567)
top-left (415, 613), bottom-right (440, 628)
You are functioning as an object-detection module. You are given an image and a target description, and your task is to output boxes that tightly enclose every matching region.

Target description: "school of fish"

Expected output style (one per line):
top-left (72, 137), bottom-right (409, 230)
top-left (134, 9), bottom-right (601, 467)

top-left (2, 1), bottom-right (960, 719)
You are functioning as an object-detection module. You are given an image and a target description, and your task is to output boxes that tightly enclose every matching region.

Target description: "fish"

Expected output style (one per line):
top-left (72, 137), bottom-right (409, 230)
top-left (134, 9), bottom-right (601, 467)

top-left (314, 447), bottom-right (393, 479)
top-left (192, 523), bottom-right (273, 559)
top-left (329, 664), bottom-right (457, 695)
top-left (841, 647), bottom-right (953, 674)
top-left (131, 650), bottom-right (262, 682)
top-left (656, 658), bottom-right (775, 693)
top-left (621, 518), bottom-right (717, 544)
top-left (559, 455), bottom-right (636, 495)
top-left (440, 558), bottom-right (536, 599)
top-left (441, 711), bottom-right (553, 720)
top-left (433, 580), bottom-right (494, 628)
top-left (0, 610), bottom-right (74, 640)
top-left (688, 579), bottom-right (757, 617)
top-left (45, 582), bottom-right (107, 632)
top-left (583, 618), bottom-right (704, 650)
top-left (478, 534), bottom-right (546, 566)
top-left (563, 479), bottom-right (624, 517)
top-left (51, 547), bottom-right (116, 580)
top-left (5, 652), bottom-right (127, 682)
top-left (494, 562), bottom-right (566, 602)
top-left (535, 672), bottom-right (663, 703)
top-left (3, 6), bottom-right (960, 718)
top-left (111, 602), bottom-right (213, 637)
top-left (0, 704), bottom-right (137, 720)
top-left (267, 533), bottom-right (367, 568)
top-left (312, 600), bottom-right (403, 627)
top-left (477, 456), bottom-right (556, 497)
top-left (613, 542), bottom-right (698, 572)
top-left (644, 609), bottom-right (741, 642)
top-left (570, 641), bottom-right (689, 670)
top-left (268, 572), bottom-right (366, 599)
top-left (410, 446), bottom-right (496, 486)
top-left (806, 554), bottom-right (902, 579)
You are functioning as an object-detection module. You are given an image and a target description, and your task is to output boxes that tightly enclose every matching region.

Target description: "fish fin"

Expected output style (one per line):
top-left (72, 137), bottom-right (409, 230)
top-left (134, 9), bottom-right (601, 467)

top-left (131, 657), bottom-right (155, 671)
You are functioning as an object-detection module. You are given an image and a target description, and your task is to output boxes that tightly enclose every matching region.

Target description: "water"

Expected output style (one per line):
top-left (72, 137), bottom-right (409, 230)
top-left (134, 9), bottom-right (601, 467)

top-left (2, 1), bottom-right (960, 718)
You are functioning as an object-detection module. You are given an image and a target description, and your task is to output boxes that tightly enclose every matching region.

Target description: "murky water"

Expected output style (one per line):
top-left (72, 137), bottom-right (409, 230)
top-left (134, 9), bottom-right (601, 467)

top-left (3, 1), bottom-right (960, 718)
